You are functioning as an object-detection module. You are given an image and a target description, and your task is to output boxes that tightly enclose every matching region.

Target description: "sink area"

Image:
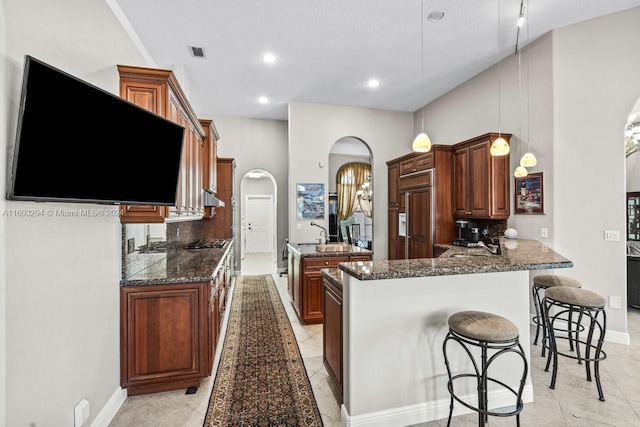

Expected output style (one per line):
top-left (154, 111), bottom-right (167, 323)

top-left (316, 243), bottom-right (352, 252)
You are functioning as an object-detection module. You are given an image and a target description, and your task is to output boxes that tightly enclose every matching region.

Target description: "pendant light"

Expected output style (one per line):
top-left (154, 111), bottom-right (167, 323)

top-left (514, 43), bottom-right (528, 178)
top-left (412, 0), bottom-right (432, 153)
top-left (519, 0), bottom-right (537, 167)
top-left (490, 0), bottom-right (510, 157)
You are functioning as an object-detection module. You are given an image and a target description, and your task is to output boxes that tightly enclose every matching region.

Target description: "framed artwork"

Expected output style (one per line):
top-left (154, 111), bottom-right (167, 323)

top-left (515, 172), bottom-right (544, 214)
top-left (296, 183), bottom-right (325, 219)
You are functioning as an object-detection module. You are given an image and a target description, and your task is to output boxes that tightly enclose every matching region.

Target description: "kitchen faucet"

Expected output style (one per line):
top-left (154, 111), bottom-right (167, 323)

top-left (479, 238), bottom-right (502, 255)
top-left (310, 221), bottom-right (329, 244)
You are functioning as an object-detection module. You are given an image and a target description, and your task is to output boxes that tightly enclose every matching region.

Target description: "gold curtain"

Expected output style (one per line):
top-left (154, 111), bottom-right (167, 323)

top-left (336, 162), bottom-right (371, 222)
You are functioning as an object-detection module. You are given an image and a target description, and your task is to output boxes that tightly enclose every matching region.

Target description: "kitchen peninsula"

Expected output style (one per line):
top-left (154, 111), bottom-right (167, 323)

top-left (322, 238), bottom-right (572, 426)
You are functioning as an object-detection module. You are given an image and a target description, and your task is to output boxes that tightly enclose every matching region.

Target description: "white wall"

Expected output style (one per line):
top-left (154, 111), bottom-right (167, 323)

top-left (1, 0), bottom-right (149, 424)
top-left (288, 102), bottom-right (414, 259)
top-left (551, 8), bottom-right (640, 338)
top-left (417, 7), bottom-right (640, 337)
top-left (0, 2), bottom-right (7, 424)
top-left (210, 116), bottom-right (288, 270)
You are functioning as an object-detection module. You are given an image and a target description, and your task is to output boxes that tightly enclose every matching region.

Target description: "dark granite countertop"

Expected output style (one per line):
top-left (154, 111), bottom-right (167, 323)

top-left (338, 238), bottom-right (572, 281)
top-left (321, 268), bottom-right (344, 291)
top-left (121, 239), bottom-right (233, 286)
top-left (287, 242), bottom-right (372, 258)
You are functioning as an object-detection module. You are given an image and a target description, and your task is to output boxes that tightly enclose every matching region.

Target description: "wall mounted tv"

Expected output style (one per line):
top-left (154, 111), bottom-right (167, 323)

top-left (7, 55), bottom-right (185, 205)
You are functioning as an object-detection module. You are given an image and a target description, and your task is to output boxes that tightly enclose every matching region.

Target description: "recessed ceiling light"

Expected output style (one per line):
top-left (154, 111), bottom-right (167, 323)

top-left (258, 96), bottom-right (269, 104)
top-left (263, 53), bottom-right (276, 63)
top-left (427, 10), bottom-right (445, 22)
top-left (368, 79), bottom-right (380, 88)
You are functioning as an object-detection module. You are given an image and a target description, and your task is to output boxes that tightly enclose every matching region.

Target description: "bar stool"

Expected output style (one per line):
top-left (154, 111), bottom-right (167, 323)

top-left (532, 274), bottom-right (582, 356)
top-left (542, 287), bottom-right (607, 401)
top-left (443, 311), bottom-right (528, 427)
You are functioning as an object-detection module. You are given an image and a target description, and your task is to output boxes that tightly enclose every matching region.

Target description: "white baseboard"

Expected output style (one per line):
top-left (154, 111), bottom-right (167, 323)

top-left (341, 385), bottom-right (533, 427)
top-left (90, 386), bottom-right (127, 427)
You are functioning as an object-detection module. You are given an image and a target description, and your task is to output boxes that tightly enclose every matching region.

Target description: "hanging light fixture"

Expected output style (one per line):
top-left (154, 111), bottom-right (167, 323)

top-left (519, 0), bottom-right (537, 168)
top-left (490, 0), bottom-right (510, 157)
top-left (514, 41), bottom-right (528, 178)
top-left (412, 0), bottom-right (432, 153)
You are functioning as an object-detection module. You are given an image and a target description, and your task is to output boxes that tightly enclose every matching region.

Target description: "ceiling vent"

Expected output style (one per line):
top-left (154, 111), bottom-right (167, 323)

top-left (189, 46), bottom-right (206, 58)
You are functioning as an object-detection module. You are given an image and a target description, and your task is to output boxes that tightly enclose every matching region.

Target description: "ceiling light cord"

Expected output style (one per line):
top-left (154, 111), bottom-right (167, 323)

top-left (519, 0), bottom-right (537, 168)
top-left (490, 0), bottom-right (510, 156)
top-left (412, 0), bottom-right (432, 153)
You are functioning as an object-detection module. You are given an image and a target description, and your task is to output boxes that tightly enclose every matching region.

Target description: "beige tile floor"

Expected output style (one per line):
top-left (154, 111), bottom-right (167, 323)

top-left (110, 254), bottom-right (640, 426)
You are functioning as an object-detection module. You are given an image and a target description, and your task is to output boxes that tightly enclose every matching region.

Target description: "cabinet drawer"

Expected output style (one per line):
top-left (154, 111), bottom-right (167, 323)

top-left (304, 257), bottom-right (349, 270)
top-left (414, 153), bottom-right (434, 171)
top-left (349, 255), bottom-right (371, 262)
top-left (399, 170), bottom-right (432, 190)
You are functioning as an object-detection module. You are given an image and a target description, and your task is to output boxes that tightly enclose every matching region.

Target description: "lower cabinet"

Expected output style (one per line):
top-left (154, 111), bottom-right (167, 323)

top-left (322, 277), bottom-right (343, 400)
top-left (289, 253), bottom-right (371, 324)
top-left (120, 282), bottom-right (209, 396)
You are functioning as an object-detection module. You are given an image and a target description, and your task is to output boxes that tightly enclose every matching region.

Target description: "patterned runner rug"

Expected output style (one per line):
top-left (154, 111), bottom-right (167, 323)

top-left (203, 274), bottom-right (323, 426)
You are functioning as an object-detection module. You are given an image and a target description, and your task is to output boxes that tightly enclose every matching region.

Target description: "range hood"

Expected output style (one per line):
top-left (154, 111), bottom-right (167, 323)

top-left (204, 191), bottom-right (225, 207)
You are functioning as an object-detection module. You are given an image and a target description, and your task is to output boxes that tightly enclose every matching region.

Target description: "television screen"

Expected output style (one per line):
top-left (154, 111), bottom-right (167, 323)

top-left (7, 55), bottom-right (185, 205)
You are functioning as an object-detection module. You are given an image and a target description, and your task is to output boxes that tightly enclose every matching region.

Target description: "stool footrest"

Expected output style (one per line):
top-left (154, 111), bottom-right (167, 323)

top-left (447, 374), bottom-right (524, 418)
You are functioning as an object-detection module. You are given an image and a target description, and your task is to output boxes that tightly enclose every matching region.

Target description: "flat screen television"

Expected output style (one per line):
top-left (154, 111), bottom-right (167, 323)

top-left (7, 55), bottom-right (185, 205)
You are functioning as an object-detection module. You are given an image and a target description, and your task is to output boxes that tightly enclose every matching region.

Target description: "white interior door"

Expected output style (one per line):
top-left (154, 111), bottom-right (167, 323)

top-left (245, 195), bottom-right (273, 253)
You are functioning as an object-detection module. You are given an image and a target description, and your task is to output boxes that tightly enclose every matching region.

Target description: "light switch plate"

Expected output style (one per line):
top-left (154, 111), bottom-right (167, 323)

top-left (609, 295), bottom-right (622, 309)
top-left (604, 230), bottom-right (620, 242)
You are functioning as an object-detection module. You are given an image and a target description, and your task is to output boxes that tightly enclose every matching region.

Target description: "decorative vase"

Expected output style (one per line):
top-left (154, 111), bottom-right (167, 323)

top-left (504, 228), bottom-right (518, 239)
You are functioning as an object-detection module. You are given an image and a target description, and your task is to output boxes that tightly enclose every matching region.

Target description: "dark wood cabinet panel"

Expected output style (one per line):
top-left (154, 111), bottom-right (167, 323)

top-left (323, 278), bottom-right (343, 400)
top-left (120, 282), bottom-right (208, 395)
top-left (202, 158), bottom-right (236, 238)
top-left (388, 163), bottom-right (399, 207)
top-left (629, 256), bottom-right (640, 308)
top-left (387, 146), bottom-right (454, 260)
top-left (452, 133), bottom-right (511, 219)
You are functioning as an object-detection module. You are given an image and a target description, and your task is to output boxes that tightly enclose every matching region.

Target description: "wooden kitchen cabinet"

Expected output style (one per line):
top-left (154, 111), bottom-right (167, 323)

top-left (289, 252), bottom-right (371, 324)
top-left (322, 276), bottom-right (343, 400)
top-left (202, 158), bottom-right (236, 237)
top-left (117, 65), bottom-right (208, 223)
top-left (200, 119), bottom-right (219, 197)
top-left (387, 146), bottom-right (454, 260)
top-left (120, 282), bottom-right (209, 396)
top-left (452, 132), bottom-right (511, 219)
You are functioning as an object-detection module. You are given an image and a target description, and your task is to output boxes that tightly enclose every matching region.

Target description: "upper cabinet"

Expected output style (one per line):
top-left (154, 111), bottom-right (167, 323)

top-left (452, 132), bottom-right (511, 219)
top-left (117, 65), bottom-right (212, 223)
top-left (199, 119), bottom-right (219, 196)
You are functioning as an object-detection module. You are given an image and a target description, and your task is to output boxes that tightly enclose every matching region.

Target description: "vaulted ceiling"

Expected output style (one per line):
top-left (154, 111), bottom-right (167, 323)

top-left (110, 0), bottom-right (640, 121)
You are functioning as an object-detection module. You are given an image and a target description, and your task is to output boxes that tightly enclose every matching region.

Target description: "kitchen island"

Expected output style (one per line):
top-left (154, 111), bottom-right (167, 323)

top-left (322, 238), bottom-right (572, 426)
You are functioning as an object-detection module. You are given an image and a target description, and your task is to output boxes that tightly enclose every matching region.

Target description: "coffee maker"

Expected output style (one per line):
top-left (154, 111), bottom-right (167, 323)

top-left (453, 219), bottom-right (481, 247)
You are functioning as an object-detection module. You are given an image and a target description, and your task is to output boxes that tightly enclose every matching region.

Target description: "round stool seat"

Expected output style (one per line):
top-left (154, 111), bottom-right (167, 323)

top-left (545, 287), bottom-right (606, 308)
top-left (533, 274), bottom-right (582, 289)
top-left (448, 310), bottom-right (519, 342)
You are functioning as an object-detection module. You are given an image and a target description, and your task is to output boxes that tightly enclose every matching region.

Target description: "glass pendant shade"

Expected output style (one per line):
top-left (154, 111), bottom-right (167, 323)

top-left (520, 152), bottom-right (537, 167)
top-left (490, 137), bottom-right (510, 156)
top-left (514, 165), bottom-right (528, 177)
top-left (412, 132), bottom-right (432, 153)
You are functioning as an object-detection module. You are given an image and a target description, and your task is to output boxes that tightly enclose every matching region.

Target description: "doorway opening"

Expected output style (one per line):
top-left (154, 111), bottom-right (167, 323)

top-left (240, 169), bottom-right (278, 275)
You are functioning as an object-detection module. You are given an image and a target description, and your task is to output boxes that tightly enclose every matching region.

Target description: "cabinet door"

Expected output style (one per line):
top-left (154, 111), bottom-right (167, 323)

top-left (303, 271), bottom-right (324, 319)
top-left (118, 81), bottom-right (168, 223)
top-left (388, 208), bottom-right (399, 260)
top-left (408, 188), bottom-right (433, 258)
top-left (452, 148), bottom-right (469, 217)
top-left (489, 153), bottom-right (510, 218)
top-left (468, 143), bottom-right (490, 217)
top-left (121, 283), bottom-right (207, 394)
top-left (287, 250), bottom-right (295, 297)
top-left (388, 163), bottom-right (399, 207)
top-left (208, 282), bottom-right (219, 375)
top-left (323, 280), bottom-right (343, 398)
top-left (292, 253), bottom-right (301, 314)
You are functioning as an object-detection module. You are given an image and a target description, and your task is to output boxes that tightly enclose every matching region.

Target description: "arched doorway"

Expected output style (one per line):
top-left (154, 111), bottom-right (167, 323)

top-left (240, 168), bottom-right (278, 275)
top-left (329, 137), bottom-right (373, 248)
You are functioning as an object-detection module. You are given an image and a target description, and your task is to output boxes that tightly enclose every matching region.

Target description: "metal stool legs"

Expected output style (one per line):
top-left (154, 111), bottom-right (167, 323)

top-left (543, 298), bottom-right (607, 401)
top-left (443, 330), bottom-right (528, 426)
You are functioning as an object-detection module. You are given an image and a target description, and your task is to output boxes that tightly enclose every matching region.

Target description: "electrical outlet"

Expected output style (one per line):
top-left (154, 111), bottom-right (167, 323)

top-left (541, 228), bottom-right (548, 239)
top-left (297, 223), bottom-right (301, 230)
top-left (604, 230), bottom-right (620, 242)
top-left (74, 399), bottom-right (90, 427)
